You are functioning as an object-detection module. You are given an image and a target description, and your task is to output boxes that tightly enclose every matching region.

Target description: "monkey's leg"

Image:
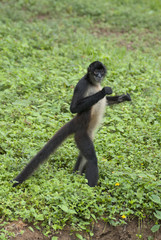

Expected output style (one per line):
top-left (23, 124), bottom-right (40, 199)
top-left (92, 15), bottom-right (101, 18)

top-left (73, 153), bottom-right (87, 174)
top-left (75, 132), bottom-right (98, 187)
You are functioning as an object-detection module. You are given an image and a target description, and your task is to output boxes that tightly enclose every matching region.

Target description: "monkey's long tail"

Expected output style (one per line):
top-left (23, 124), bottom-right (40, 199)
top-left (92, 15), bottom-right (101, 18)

top-left (13, 119), bottom-right (75, 187)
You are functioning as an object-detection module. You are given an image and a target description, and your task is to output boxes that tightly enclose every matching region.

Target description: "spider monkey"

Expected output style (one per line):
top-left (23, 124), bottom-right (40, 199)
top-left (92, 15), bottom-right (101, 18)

top-left (13, 61), bottom-right (131, 187)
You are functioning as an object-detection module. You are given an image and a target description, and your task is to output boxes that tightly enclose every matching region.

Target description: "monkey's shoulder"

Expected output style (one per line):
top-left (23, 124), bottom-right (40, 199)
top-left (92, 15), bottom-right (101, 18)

top-left (75, 76), bottom-right (88, 89)
top-left (74, 76), bottom-right (90, 97)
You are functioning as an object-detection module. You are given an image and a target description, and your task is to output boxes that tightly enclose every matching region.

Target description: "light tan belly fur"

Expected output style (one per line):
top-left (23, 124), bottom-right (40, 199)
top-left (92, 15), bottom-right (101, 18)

top-left (86, 85), bottom-right (106, 139)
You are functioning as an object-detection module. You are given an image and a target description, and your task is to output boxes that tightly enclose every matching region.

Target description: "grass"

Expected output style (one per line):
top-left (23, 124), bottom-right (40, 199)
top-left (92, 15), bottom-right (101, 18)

top-left (0, 0), bottom-right (161, 238)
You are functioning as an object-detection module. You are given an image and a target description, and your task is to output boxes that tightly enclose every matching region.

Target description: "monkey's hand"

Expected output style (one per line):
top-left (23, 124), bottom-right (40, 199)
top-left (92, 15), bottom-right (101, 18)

top-left (118, 93), bottom-right (131, 102)
top-left (102, 87), bottom-right (113, 95)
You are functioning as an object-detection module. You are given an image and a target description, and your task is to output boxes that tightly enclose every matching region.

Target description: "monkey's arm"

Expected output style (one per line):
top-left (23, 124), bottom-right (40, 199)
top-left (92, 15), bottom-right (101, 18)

top-left (70, 84), bottom-right (112, 114)
top-left (70, 91), bottom-right (105, 113)
top-left (106, 93), bottom-right (131, 105)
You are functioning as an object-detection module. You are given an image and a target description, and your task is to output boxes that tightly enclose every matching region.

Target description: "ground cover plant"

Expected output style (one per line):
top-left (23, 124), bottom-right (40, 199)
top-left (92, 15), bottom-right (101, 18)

top-left (0, 0), bottom-right (161, 239)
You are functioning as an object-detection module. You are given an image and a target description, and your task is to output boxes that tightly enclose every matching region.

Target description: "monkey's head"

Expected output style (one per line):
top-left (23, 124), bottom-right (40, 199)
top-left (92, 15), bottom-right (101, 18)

top-left (88, 61), bottom-right (107, 85)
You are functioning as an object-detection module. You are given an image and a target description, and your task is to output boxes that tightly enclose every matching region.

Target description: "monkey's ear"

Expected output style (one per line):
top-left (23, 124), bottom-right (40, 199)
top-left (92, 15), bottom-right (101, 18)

top-left (87, 66), bottom-right (91, 73)
top-left (88, 62), bottom-right (95, 73)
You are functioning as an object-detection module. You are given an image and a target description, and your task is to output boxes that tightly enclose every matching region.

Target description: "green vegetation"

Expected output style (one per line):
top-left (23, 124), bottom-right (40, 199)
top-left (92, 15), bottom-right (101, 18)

top-left (0, 0), bottom-right (161, 237)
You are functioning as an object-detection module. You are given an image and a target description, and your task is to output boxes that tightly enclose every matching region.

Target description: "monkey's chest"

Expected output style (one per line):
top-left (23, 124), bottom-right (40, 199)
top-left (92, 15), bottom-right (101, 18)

top-left (86, 86), bottom-right (106, 138)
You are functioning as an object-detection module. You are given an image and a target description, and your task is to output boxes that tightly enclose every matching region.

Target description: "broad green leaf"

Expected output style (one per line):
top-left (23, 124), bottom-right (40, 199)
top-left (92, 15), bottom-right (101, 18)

top-left (60, 205), bottom-right (76, 214)
top-left (154, 211), bottom-right (161, 220)
top-left (76, 233), bottom-right (84, 240)
top-left (28, 226), bottom-right (34, 232)
top-left (149, 195), bottom-right (161, 204)
top-left (151, 224), bottom-right (160, 233)
top-left (35, 214), bottom-right (44, 221)
top-left (137, 188), bottom-right (144, 199)
top-left (52, 237), bottom-right (58, 240)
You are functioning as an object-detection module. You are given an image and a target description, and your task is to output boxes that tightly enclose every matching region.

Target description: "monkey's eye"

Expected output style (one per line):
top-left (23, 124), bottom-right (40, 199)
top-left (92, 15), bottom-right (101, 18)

top-left (94, 70), bottom-right (104, 77)
top-left (94, 70), bottom-right (100, 76)
top-left (94, 68), bottom-right (104, 75)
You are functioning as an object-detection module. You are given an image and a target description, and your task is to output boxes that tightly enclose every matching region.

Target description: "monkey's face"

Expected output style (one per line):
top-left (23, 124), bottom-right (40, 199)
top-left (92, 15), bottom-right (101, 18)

top-left (89, 68), bottom-right (106, 85)
top-left (93, 68), bottom-right (106, 82)
top-left (88, 61), bottom-right (107, 85)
